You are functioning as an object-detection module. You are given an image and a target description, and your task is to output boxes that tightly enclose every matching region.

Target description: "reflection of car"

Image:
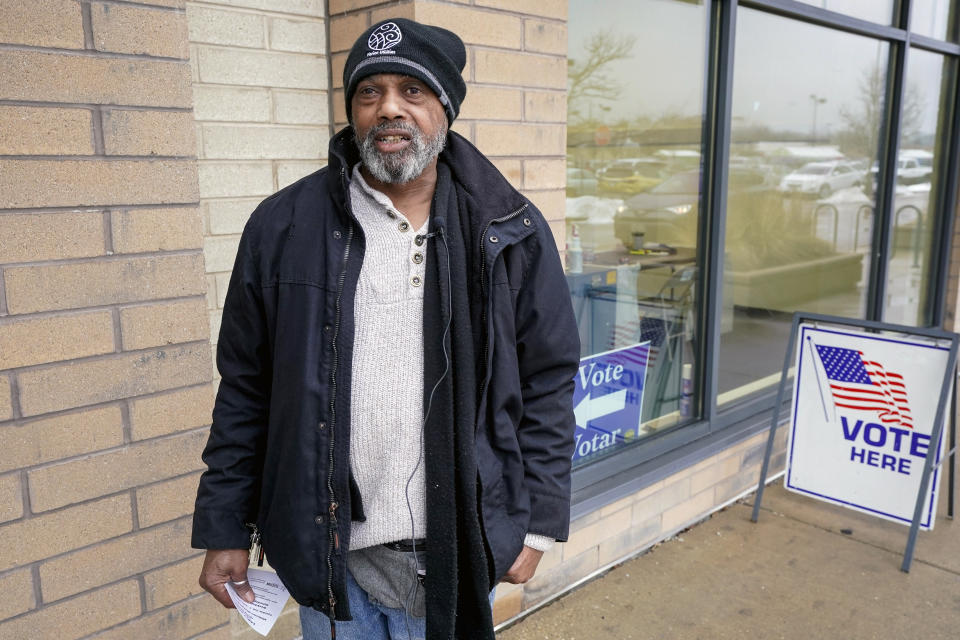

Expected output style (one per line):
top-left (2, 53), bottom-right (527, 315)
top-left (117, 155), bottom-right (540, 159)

top-left (566, 167), bottom-right (598, 196)
top-left (869, 154), bottom-right (933, 186)
top-left (613, 168), bottom-right (772, 248)
top-left (778, 161), bottom-right (862, 198)
top-left (597, 158), bottom-right (666, 194)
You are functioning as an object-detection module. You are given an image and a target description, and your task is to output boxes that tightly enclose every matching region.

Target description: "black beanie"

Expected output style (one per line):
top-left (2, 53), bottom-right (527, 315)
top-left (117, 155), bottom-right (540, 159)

top-left (343, 18), bottom-right (467, 124)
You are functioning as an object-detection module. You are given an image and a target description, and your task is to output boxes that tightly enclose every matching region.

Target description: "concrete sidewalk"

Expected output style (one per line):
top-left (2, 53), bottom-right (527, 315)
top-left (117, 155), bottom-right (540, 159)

top-left (498, 482), bottom-right (960, 639)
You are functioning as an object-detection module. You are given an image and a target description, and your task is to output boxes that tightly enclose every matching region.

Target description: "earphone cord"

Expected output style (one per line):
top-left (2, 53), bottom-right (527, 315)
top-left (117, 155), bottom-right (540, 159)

top-left (403, 227), bottom-right (452, 640)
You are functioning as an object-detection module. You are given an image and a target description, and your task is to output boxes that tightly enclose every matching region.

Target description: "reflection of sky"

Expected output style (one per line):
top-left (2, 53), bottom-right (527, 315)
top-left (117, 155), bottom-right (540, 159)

top-left (569, 0), bottom-right (947, 136)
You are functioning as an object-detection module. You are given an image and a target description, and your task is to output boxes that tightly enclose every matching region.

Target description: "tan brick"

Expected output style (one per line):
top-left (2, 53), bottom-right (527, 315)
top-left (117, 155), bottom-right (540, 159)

top-left (333, 88), bottom-right (347, 125)
top-left (198, 161), bottom-right (275, 198)
top-left (193, 626), bottom-right (232, 640)
top-left (0, 211), bottom-right (105, 265)
top-left (690, 453), bottom-right (743, 495)
top-left (0, 377), bottom-right (11, 422)
top-left (0, 567), bottom-right (34, 619)
top-left (475, 123), bottom-right (564, 156)
top-left (0, 580), bottom-right (140, 640)
top-left (130, 385), bottom-right (213, 441)
top-left (476, 0), bottom-right (567, 18)
top-left (0, 406), bottom-right (124, 474)
top-left (525, 188), bottom-right (565, 221)
top-left (329, 0), bottom-right (384, 13)
top-left (458, 86), bottom-right (523, 122)
top-left (269, 16), bottom-right (326, 53)
top-left (273, 89), bottom-right (329, 125)
top-left (632, 478), bottom-right (690, 526)
top-left (525, 90), bottom-right (566, 123)
top-left (492, 587), bottom-right (522, 625)
top-left (204, 235), bottom-right (242, 272)
top-left (28, 429), bottom-right (208, 512)
top-left (524, 19), bottom-right (566, 55)
top-left (331, 51), bottom-right (348, 90)
top-left (0, 106), bottom-right (93, 156)
top-left (415, 4), bottom-right (521, 48)
top-left (196, 46), bottom-right (327, 89)
top-left (524, 158), bottom-right (565, 190)
top-left (94, 593), bottom-right (229, 640)
top-left (0, 0), bottom-right (84, 49)
top-left (137, 471), bottom-right (202, 528)
top-left (5, 253), bottom-right (205, 316)
top-left (40, 517), bottom-right (193, 601)
top-left (0, 50), bottom-right (192, 107)
top-left (475, 50), bottom-right (566, 89)
top-left (143, 553), bottom-right (204, 610)
top-left (489, 158), bottom-right (523, 188)
top-left (209, 309), bottom-right (223, 345)
top-left (215, 273), bottom-right (231, 307)
top-left (662, 488), bottom-right (717, 533)
top-left (0, 494), bottom-right (132, 572)
top-left (186, 5), bottom-right (264, 48)
top-left (16, 343), bottom-right (211, 417)
top-left (91, 2), bottom-right (189, 58)
top-left (0, 312), bottom-right (115, 370)
top-left (111, 206), bottom-right (203, 253)
top-left (207, 199), bottom-right (257, 235)
top-left (202, 124), bottom-right (326, 160)
top-left (120, 298), bottom-right (209, 350)
top-left (597, 514), bottom-right (662, 567)
top-left (102, 110), bottom-right (196, 157)
top-left (0, 158), bottom-right (198, 210)
top-left (523, 547), bottom-right (597, 609)
top-left (0, 472), bottom-right (22, 524)
top-left (563, 506), bottom-right (631, 560)
top-left (330, 12), bottom-right (368, 52)
top-left (277, 161), bottom-right (325, 190)
top-left (136, 0), bottom-right (185, 6)
top-left (369, 2), bottom-right (416, 24)
top-left (193, 86), bottom-right (271, 123)
top-left (265, 0), bottom-right (324, 16)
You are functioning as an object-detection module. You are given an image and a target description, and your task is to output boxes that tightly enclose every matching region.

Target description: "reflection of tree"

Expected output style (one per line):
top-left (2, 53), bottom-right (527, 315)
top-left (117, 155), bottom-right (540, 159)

top-left (567, 30), bottom-right (636, 123)
top-left (837, 64), bottom-right (924, 158)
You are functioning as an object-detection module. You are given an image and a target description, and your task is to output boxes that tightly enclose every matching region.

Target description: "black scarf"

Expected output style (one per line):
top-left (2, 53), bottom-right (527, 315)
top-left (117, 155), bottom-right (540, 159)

top-left (422, 161), bottom-right (495, 640)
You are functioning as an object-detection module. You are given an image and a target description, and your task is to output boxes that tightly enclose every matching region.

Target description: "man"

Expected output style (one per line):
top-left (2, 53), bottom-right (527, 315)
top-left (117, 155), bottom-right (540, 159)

top-left (192, 18), bottom-right (579, 640)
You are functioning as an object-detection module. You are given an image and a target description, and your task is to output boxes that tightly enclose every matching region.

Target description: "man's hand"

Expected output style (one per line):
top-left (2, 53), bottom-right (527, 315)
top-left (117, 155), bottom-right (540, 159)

top-left (501, 545), bottom-right (544, 584)
top-left (199, 549), bottom-right (256, 608)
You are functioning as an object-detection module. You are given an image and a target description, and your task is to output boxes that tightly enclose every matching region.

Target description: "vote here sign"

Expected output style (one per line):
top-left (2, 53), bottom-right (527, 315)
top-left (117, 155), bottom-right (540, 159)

top-left (572, 341), bottom-right (650, 463)
top-left (787, 324), bottom-right (950, 530)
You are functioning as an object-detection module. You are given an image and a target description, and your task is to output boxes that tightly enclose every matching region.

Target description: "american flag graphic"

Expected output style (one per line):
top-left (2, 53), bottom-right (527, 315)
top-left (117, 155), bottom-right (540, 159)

top-left (608, 316), bottom-right (665, 368)
top-left (814, 344), bottom-right (913, 429)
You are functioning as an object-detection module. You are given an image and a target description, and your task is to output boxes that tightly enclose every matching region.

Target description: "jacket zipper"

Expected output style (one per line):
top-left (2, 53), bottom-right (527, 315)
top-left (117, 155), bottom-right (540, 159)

top-left (477, 203), bottom-right (529, 407)
top-left (326, 209), bottom-right (354, 620)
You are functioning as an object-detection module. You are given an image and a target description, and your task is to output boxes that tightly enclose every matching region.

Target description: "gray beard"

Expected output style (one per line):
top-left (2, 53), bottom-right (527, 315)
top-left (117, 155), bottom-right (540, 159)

top-left (355, 121), bottom-right (446, 184)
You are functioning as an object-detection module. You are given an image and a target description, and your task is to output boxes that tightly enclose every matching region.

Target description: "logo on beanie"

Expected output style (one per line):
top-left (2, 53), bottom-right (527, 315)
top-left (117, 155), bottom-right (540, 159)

top-left (367, 22), bottom-right (402, 55)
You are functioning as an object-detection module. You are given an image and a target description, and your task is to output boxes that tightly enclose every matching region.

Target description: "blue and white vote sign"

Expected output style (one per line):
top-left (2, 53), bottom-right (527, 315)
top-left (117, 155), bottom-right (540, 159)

top-left (572, 342), bottom-right (650, 462)
top-left (788, 324), bottom-right (951, 530)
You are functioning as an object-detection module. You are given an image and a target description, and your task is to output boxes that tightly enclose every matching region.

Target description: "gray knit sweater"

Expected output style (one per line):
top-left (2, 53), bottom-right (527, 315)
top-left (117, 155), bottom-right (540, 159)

top-left (347, 167), bottom-right (553, 554)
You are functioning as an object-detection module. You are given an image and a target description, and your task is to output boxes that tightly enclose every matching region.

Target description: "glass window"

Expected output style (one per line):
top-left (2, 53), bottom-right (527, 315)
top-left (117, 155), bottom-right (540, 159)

top-left (566, 0), bottom-right (706, 466)
top-left (719, 8), bottom-right (889, 405)
top-left (795, 0), bottom-right (895, 24)
top-left (884, 50), bottom-right (956, 325)
top-left (910, 0), bottom-right (959, 42)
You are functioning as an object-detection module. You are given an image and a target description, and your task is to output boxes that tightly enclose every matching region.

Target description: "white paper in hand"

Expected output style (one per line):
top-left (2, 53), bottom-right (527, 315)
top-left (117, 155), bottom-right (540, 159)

top-left (224, 568), bottom-right (291, 637)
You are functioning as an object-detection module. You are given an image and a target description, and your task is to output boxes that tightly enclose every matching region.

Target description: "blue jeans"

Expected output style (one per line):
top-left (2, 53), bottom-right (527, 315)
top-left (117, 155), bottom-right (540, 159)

top-left (299, 569), bottom-right (496, 640)
top-left (299, 567), bottom-right (425, 640)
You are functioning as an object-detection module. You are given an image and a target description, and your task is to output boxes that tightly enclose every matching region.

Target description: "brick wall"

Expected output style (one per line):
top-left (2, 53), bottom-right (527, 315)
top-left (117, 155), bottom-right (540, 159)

top-left (0, 0), bottom-right (218, 638)
top-left (186, 0), bottom-right (330, 391)
top-left (329, 0), bottom-right (569, 249)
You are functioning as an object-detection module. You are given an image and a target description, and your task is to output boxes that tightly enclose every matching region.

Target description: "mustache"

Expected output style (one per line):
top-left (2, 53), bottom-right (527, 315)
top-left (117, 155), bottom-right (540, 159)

top-left (362, 121), bottom-right (423, 143)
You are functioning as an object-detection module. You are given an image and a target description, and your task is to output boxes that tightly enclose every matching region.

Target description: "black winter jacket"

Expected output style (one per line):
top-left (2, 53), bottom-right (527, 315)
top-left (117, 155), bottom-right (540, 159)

top-left (192, 128), bottom-right (579, 620)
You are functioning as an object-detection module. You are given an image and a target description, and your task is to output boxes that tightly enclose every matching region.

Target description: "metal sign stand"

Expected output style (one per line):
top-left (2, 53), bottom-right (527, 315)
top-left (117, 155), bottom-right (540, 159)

top-left (750, 312), bottom-right (958, 573)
